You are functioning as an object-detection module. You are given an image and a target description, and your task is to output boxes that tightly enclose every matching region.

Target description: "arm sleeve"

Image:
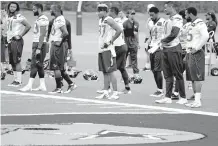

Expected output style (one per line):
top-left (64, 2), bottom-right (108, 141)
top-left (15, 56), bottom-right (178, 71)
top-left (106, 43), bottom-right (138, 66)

top-left (161, 26), bottom-right (180, 43)
top-left (38, 17), bottom-right (49, 27)
top-left (47, 19), bottom-right (54, 40)
top-left (17, 15), bottom-right (26, 23)
top-left (66, 20), bottom-right (72, 49)
top-left (196, 22), bottom-right (209, 51)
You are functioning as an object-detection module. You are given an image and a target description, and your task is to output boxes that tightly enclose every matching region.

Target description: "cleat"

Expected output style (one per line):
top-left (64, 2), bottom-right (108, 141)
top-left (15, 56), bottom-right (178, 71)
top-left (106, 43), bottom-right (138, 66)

top-left (95, 90), bottom-right (110, 99)
top-left (8, 81), bottom-right (22, 87)
top-left (150, 91), bottom-right (164, 98)
top-left (155, 97), bottom-right (172, 104)
top-left (64, 83), bottom-right (77, 93)
top-left (19, 85), bottom-right (32, 92)
top-left (97, 88), bottom-right (112, 94)
top-left (32, 86), bottom-right (47, 91)
top-left (121, 89), bottom-right (132, 94)
top-left (186, 101), bottom-right (202, 108)
top-left (176, 98), bottom-right (188, 105)
top-left (7, 70), bottom-right (14, 75)
top-left (108, 91), bottom-right (119, 100)
top-left (1, 72), bottom-right (6, 80)
top-left (49, 88), bottom-right (63, 94)
top-left (171, 93), bottom-right (179, 100)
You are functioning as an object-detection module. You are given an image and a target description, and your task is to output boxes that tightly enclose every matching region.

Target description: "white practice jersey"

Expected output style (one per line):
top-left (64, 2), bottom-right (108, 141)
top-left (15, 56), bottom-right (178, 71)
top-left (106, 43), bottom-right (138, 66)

top-left (149, 18), bottom-right (165, 47)
top-left (33, 15), bottom-right (49, 42)
top-left (98, 16), bottom-right (116, 57)
top-left (186, 18), bottom-right (209, 52)
top-left (7, 14), bottom-right (26, 42)
top-left (179, 22), bottom-right (191, 50)
top-left (113, 17), bottom-right (125, 46)
top-left (163, 14), bottom-right (183, 47)
top-left (50, 15), bottom-right (66, 42)
top-left (147, 17), bottom-right (154, 31)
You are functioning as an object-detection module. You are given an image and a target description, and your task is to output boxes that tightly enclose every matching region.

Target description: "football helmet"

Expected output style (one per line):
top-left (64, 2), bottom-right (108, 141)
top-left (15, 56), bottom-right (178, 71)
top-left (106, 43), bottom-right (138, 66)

top-left (83, 69), bottom-right (99, 81)
top-left (129, 74), bottom-right (143, 84)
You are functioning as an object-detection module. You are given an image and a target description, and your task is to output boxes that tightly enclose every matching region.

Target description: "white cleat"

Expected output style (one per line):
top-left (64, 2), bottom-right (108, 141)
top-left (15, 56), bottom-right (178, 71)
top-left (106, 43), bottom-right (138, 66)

top-left (155, 97), bottom-right (172, 104)
top-left (32, 86), bottom-right (47, 91)
top-left (95, 91), bottom-right (110, 99)
top-left (176, 98), bottom-right (188, 105)
top-left (185, 101), bottom-right (202, 108)
top-left (108, 91), bottom-right (119, 100)
top-left (96, 88), bottom-right (112, 94)
top-left (19, 85), bottom-right (32, 92)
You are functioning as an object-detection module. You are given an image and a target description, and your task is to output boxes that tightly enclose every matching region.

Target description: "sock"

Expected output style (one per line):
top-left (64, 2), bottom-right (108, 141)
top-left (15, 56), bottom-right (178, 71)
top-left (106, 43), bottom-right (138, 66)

top-left (195, 93), bottom-right (201, 103)
top-left (14, 71), bottom-right (17, 81)
top-left (17, 72), bottom-right (22, 83)
top-left (27, 78), bottom-right (34, 88)
top-left (173, 92), bottom-right (179, 96)
top-left (145, 63), bottom-right (150, 68)
top-left (55, 77), bottom-right (62, 89)
top-left (158, 88), bottom-right (163, 93)
top-left (125, 86), bottom-right (130, 91)
top-left (39, 78), bottom-right (46, 88)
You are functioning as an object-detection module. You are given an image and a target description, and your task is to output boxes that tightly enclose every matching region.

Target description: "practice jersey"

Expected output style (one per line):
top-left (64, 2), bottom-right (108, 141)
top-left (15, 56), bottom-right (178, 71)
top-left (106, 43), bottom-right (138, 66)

top-left (147, 17), bottom-right (154, 31)
top-left (50, 15), bottom-right (66, 42)
top-left (33, 15), bottom-right (49, 42)
top-left (98, 16), bottom-right (116, 57)
top-left (113, 17), bottom-right (125, 46)
top-left (163, 14), bottom-right (183, 47)
top-left (186, 18), bottom-right (209, 52)
top-left (1, 14), bottom-right (8, 37)
top-left (7, 14), bottom-right (26, 42)
top-left (179, 22), bottom-right (191, 50)
top-left (149, 18), bottom-right (165, 47)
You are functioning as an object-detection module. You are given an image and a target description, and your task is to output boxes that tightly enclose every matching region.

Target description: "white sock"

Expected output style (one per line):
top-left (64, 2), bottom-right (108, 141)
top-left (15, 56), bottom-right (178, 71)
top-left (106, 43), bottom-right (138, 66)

top-left (173, 92), bottom-right (179, 96)
top-left (27, 78), bottom-right (34, 88)
top-left (14, 71), bottom-right (17, 81)
top-left (39, 78), bottom-right (46, 88)
top-left (16, 72), bottom-right (22, 83)
top-left (195, 93), bottom-right (201, 103)
top-left (158, 89), bottom-right (163, 93)
top-left (145, 63), bottom-right (150, 68)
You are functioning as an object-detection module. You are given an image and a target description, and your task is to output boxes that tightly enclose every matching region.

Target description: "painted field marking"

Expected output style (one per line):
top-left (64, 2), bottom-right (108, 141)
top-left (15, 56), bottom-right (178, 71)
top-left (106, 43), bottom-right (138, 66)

top-left (99, 106), bottom-right (128, 109)
top-left (1, 90), bottom-right (218, 117)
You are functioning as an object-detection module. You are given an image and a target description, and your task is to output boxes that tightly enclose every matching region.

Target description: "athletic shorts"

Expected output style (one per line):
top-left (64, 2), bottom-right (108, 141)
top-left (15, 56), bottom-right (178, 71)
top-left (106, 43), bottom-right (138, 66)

top-left (115, 44), bottom-right (128, 70)
top-left (8, 37), bottom-right (24, 65)
top-left (49, 41), bottom-right (67, 70)
top-left (98, 50), bottom-right (117, 73)
top-left (150, 50), bottom-right (163, 71)
top-left (186, 49), bottom-right (205, 81)
top-left (31, 42), bottom-right (48, 69)
top-left (1, 36), bottom-right (7, 62)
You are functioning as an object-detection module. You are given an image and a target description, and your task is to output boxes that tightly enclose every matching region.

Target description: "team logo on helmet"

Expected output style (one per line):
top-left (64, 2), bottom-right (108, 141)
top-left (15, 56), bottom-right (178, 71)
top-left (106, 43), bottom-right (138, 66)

top-left (129, 74), bottom-right (143, 84)
top-left (83, 70), bottom-right (99, 81)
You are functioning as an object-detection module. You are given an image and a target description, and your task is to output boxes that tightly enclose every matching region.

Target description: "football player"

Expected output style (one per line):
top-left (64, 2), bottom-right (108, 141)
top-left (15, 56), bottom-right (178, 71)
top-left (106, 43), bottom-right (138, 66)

top-left (185, 7), bottom-right (209, 108)
top-left (146, 7), bottom-right (165, 98)
top-left (95, 4), bottom-right (122, 100)
top-left (155, 1), bottom-right (187, 104)
top-left (19, 3), bottom-right (49, 92)
top-left (7, 2), bottom-right (31, 87)
top-left (48, 5), bottom-right (76, 94)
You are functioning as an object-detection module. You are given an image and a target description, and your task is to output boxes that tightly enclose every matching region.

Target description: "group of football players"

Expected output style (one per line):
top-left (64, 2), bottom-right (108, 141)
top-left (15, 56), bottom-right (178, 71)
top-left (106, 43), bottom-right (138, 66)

top-left (1, 1), bottom-right (217, 108)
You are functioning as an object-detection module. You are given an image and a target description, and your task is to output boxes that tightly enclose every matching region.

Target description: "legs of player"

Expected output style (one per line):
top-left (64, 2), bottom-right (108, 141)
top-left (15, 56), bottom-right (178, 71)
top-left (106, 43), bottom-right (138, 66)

top-left (150, 71), bottom-right (164, 97)
top-left (108, 71), bottom-right (119, 100)
top-left (129, 47), bottom-right (139, 74)
top-left (61, 69), bottom-right (77, 93)
top-left (49, 70), bottom-right (63, 94)
top-left (143, 50), bottom-right (151, 71)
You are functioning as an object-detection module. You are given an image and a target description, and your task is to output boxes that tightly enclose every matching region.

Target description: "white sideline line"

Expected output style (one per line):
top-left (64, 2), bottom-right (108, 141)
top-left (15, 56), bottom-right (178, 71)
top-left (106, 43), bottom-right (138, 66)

top-left (1, 90), bottom-right (218, 117)
top-left (0, 112), bottom-right (182, 116)
top-left (76, 103), bottom-right (105, 106)
top-left (99, 106), bottom-right (128, 109)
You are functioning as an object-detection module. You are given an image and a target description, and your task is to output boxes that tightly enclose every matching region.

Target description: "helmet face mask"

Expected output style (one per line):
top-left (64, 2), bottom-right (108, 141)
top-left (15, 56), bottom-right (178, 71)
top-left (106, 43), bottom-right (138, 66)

top-left (129, 74), bottom-right (143, 84)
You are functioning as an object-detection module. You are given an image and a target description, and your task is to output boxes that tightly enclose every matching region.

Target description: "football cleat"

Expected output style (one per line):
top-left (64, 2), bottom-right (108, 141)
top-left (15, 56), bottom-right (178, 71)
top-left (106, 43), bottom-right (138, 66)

top-left (1, 72), bottom-right (6, 80)
top-left (83, 69), bottom-right (99, 81)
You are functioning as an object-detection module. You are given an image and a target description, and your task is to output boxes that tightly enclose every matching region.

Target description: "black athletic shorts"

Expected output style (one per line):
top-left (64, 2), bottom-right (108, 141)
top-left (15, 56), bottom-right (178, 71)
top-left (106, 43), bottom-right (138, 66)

top-left (150, 50), bottom-right (163, 71)
top-left (49, 41), bottom-right (67, 70)
top-left (8, 37), bottom-right (24, 65)
top-left (115, 44), bottom-right (128, 70)
top-left (186, 49), bottom-right (205, 81)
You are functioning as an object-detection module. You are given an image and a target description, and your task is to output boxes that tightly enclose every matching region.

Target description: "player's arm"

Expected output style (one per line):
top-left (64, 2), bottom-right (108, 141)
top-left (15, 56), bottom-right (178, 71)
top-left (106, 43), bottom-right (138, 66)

top-left (46, 19), bottom-right (54, 42)
top-left (20, 19), bottom-right (31, 37)
top-left (107, 18), bottom-right (122, 44)
top-left (194, 22), bottom-right (209, 52)
top-left (66, 19), bottom-right (72, 50)
top-left (134, 21), bottom-right (140, 48)
top-left (37, 26), bottom-right (47, 50)
top-left (161, 26), bottom-right (180, 44)
top-left (59, 25), bottom-right (69, 46)
top-left (207, 21), bottom-right (216, 33)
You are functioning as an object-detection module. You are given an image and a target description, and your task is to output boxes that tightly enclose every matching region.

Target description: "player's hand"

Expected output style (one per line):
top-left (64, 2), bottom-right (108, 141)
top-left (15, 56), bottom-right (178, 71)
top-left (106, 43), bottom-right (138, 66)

top-left (14, 35), bottom-right (22, 40)
top-left (36, 49), bottom-right (41, 55)
top-left (191, 48), bottom-right (198, 54)
top-left (144, 43), bottom-right (149, 51)
top-left (54, 41), bottom-right (61, 47)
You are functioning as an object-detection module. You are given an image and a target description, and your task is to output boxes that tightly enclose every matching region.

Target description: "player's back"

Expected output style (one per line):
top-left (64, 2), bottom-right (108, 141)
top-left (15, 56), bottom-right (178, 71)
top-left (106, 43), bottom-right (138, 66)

top-left (113, 17), bottom-right (125, 46)
top-left (33, 14), bottom-right (49, 42)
